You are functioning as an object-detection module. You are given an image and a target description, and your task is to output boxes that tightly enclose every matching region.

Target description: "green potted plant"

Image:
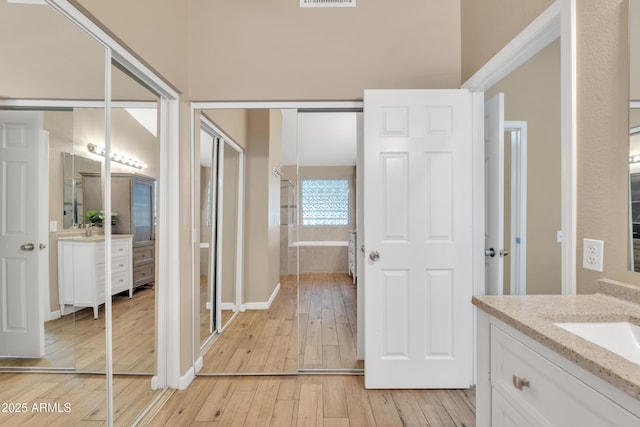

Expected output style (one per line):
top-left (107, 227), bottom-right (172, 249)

top-left (85, 210), bottom-right (119, 227)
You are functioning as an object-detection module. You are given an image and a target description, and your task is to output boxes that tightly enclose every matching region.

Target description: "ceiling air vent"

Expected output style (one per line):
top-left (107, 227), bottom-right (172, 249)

top-left (300, 0), bottom-right (356, 8)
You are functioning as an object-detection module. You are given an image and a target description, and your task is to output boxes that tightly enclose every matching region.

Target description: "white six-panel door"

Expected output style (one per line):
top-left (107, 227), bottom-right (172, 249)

top-left (363, 89), bottom-right (473, 388)
top-left (0, 111), bottom-right (46, 358)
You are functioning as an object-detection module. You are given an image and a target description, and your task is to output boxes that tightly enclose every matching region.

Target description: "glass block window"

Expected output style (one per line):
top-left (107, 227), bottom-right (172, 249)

top-left (301, 178), bottom-right (350, 226)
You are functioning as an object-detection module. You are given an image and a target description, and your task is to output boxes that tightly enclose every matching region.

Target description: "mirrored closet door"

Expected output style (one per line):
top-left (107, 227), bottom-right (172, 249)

top-left (0, 1), bottom-right (173, 425)
top-left (192, 106), bottom-right (364, 375)
top-left (194, 108), bottom-right (299, 375)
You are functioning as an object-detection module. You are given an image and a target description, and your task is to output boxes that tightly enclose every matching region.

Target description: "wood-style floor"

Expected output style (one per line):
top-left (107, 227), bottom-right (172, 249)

top-left (200, 273), bottom-right (361, 373)
top-left (200, 276), bottom-right (298, 373)
top-left (299, 273), bottom-right (362, 370)
top-left (0, 285), bottom-right (156, 373)
top-left (146, 375), bottom-right (476, 426)
top-left (0, 372), bottom-right (159, 426)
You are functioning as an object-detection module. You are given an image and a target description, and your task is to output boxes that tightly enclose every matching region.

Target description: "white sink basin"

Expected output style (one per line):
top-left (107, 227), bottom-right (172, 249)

top-left (554, 322), bottom-right (640, 364)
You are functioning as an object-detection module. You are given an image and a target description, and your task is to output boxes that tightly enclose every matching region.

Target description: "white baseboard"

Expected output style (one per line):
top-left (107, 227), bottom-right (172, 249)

top-left (244, 282), bottom-right (280, 310)
top-left (178, 366), bottom-right (195, 390)
top-left (195, 356), bottom-right (203, 373)
top-left (48, 310), bottom-right (61, 321)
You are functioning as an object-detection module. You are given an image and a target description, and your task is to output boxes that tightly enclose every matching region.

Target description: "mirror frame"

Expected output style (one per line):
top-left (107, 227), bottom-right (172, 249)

top-left (196, 114), bottom-right (245, 352)
top-left (190, 101), bottom-right (363, 375)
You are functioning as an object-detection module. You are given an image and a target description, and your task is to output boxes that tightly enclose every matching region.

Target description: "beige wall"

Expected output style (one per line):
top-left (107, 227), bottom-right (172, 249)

top-left (204, 109), bottom-right (249, 149)
top-left (243, 110), bottom-right (281, 303)
top-left (575, 0), bottom-right (637, 292)
top-left (460, 0), bottom-right (554, 82)
top-left (188, 0), bottom-right (461, 100)
top-left (486, 39), bottom-right (562, 295)
top-left (462, 0), bottom-right (639, 292)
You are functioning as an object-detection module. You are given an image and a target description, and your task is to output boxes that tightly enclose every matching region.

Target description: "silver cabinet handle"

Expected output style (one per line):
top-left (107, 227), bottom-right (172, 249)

top-left (485, 248), bottom-right (495, 257)
top-left (20, 243), bottom-right (35, 251)
top-left (369, 251), bottom-right (380, 261)
top-left (512, 375), bottom-right (530, 391)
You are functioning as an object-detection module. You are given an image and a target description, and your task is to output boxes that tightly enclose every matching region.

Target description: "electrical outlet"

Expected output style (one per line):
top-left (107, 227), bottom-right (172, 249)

top-left (583, 238), bottom-right (604, 272)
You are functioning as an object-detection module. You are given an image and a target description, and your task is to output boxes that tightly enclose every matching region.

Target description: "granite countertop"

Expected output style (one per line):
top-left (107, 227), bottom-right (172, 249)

top-left (472, 279), bottom-right (640, 401)
top-left (57, 233), bottom-right (132, 242)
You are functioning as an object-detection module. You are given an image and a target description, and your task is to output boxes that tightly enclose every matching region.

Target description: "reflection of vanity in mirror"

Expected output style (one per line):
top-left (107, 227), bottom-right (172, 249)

top-left (59, 156), bottom-right (156, 318)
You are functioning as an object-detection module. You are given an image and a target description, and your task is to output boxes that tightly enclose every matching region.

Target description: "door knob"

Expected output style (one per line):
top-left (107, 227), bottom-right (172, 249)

top-left (485, 248), bottom-right (495, 257)
top-left (20, 243), bottom-right (35, 251)
top-left (369, 251), bottom-right (380, 261)
top-left (499, 249), bottom-right (509, 257)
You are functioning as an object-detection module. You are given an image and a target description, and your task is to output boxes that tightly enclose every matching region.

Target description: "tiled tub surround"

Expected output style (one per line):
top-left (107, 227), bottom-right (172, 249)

top-left (472, 279), bottom-right (640, 401)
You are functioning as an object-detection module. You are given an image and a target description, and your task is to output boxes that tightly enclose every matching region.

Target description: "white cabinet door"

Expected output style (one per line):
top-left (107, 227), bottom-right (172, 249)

top-left (363, 89), bottom-right (473, 388)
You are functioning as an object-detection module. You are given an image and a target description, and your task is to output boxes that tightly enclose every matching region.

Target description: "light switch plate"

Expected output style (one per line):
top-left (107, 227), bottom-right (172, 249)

top-left (583, 238), bottom-right (604, 272)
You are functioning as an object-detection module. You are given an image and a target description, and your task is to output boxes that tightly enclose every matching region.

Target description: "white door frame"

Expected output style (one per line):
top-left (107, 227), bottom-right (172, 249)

top-left (505, 121), bottom-right (528, 295)
top-left (462, 0), bottom-right (576, 296)
top-left (189, 101), bottom-right (364, 376)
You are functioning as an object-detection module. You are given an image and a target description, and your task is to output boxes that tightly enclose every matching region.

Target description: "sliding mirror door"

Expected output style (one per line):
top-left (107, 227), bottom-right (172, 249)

top-left (195, 108), bottom-right (298, 374)
top-left (0, 0), bottom-right (105, 377)
top-left (0, 0), bottom-right (111, 425)
top-left (0, 2), bottom-right (174, 425)
top-left (295, 111), bottom-right (364, 371)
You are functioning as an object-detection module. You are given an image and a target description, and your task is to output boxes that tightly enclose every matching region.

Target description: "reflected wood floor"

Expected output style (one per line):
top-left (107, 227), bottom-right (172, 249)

top-left (146, 375), bottom-right (476, 426)
top-left (0, 372), bottom-right (160, 426)
top-left (200, 273), bottom-right (361, 373)
top-left (0, 285), bottom-right (156, 373)
top-left (199, 276), bottom-right (234, 347)
top-left (299, 273), bottom-right (363, 370)
top-left (200, 276), bottom-right (298, 373)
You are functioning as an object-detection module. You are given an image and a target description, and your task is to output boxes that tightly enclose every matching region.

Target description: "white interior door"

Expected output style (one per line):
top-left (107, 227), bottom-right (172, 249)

top-left (484, 94), bottom-right (505, 295)
top-left (363, 89), bottom-right (473, 388)
top-left (0, 111), bottom-right (47, 358)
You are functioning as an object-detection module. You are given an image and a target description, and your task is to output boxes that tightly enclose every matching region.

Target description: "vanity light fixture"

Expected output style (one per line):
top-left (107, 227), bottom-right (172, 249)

top-left (87, 143), bottom-right (148, 169)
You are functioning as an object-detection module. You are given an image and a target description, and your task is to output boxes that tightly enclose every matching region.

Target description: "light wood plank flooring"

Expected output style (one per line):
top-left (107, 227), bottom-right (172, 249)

top-left (0, 285), bottom-right (156, 374)
top-left (0, 372), bottom-right (159, 426)
top-left (299, 274), bottom-right (362, 370)
top-left (145, 375), bottom-right (476, 426)
top-left (200, 273), bottom-right (361, 373)
top-left (200, 276), bottom-right (298, 373)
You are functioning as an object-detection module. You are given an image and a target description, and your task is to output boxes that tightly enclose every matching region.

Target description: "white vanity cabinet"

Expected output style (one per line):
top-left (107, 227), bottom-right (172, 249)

top-left (348, 230), bottom-right (357, 284)
top-left (477, 313), bottom-right (640, 427)
top-left (58, 235), bottom-right (133, 319)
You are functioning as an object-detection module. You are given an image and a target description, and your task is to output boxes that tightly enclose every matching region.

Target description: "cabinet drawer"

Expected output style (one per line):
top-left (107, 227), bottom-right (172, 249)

top-left (112, 271), bottom-right (129, 294)
top-left (491, 325), bottom-right (640, 426)
top-left (112, 239), bottom-right (130, 257)
top-left (134, 264), bottom-right (154, 286)
top-left (112, 255), bottom-right (129, 275)
top-left (93, 239), bottom-right (130, 261)
top-left (133, 246), bottom-right (154, 267)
